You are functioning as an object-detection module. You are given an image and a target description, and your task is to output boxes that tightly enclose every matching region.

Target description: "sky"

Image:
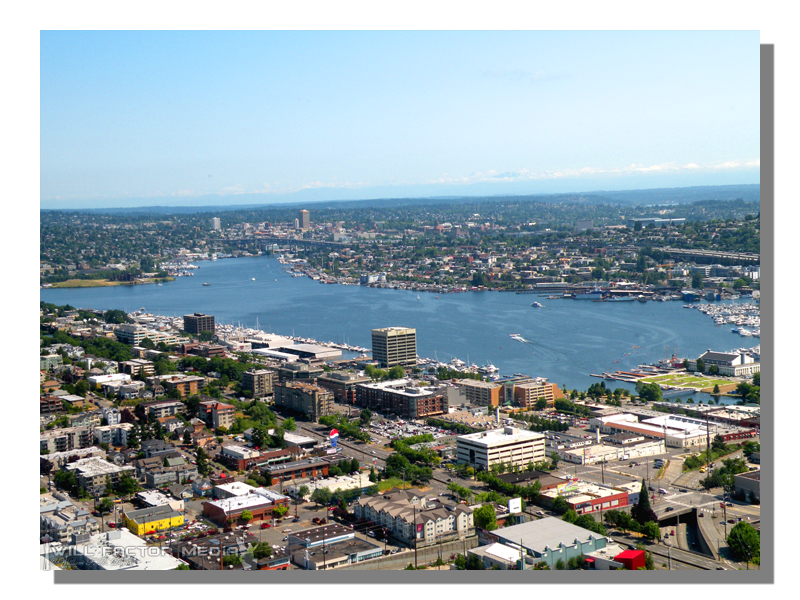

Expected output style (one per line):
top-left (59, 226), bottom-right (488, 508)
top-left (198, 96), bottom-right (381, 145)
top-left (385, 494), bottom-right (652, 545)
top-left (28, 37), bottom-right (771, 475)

top-left (40, 30), bottom-right (760, 208)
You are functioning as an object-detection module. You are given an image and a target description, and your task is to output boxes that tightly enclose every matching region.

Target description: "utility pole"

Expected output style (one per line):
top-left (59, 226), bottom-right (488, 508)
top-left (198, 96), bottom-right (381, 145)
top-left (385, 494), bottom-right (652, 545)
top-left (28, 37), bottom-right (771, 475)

top-left (414, 504), bottom-right (418, 569)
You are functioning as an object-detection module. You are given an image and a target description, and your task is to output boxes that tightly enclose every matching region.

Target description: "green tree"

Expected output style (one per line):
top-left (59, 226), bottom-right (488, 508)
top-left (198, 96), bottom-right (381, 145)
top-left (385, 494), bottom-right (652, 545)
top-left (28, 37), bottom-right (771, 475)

top-left (388, 365), bottom-right (405, 379)
top-left (252, 542), bottom-right (272, 560)
top-left (549, 451), bottom-right (560, 469)
top-left (311, 487), bottom-right (333, 507)
top-left (96, 497), bottom-right (115, 515)
top-left (631, 479), bottom-right (657, 525)
top-left (466, 554), bottom-right (485, 570)
top-left (183, 430), bottom-right (193, 446)
top-left (551, 496), bottom-right (569, 515)
top-left (360, 408), bottom-right (372, 427)
top-left (726, 521), bottom-right (760, 564)
top-left (196, 447), bottom-right (211, 476)
top-left (752, 372), bottom-right (760, 387)
top-left (641, 520), bottom-right (661, 540)
top-left (691, 271), bottom-right (704, 289)
top-left (282, 417), bottom-right (296, 432)
top-left (115, 473), bottom-right (141, 498)
top-left (240, 510), bottom-right (253, 523)
top-left (272, 504), bottom-right (289, 518)
top-left (696, 358), bottom-right (705, 373)
top-left (554, 558), bottom-right (566, 570)
top-left (713, 384), bottom-right (720, 395)
top-left (222, 554), bottom-right (242, 567)
top-left (140, 337), bottom-right (156, 350)
top-left (473, 504), bottom-right (497, 530)
top-left (297, 485), bottom-right (310, 500)
top-left (535, 398), bottom-right (548, 410)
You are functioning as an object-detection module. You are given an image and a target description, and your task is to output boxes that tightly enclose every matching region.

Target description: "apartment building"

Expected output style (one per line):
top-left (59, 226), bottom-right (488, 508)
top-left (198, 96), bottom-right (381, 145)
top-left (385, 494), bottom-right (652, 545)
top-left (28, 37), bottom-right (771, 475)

top-left (274, 381), bottom-right (334, 422)
top-left (455, 379), bottom-right (503, 407)
top-left (241, 369), bottom-right (276, 397)
top-left (41, 426), bottom-right (95, 454)
top-left (63, 457), bottom-right (136, 495)
top-left (513, 379), bottom-right (562, 409)
top-left (356, 379), bottom-right (446, 420)
top-left (198, 400), bottom-right (236, 430)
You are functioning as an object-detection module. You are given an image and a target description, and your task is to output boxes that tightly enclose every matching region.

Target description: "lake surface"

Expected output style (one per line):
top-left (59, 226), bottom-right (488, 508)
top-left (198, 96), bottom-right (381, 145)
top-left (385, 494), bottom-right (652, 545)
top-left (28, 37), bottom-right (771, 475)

top-left (41, 255), bottom-right (756, 405)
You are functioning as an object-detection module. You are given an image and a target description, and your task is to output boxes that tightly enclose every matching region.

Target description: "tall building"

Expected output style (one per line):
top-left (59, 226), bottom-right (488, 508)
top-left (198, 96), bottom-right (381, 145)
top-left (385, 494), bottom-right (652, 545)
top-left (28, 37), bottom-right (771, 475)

top-left (210, 217), bottom-right (221, 230)
top-left (371, 327), bottom-right (417, 368)
top-left (298, 209), bottom-right (310, 231)
top-left (273, 381), bottom-right (334, 422)
top-left (183, 313), bottom-right (216, 335)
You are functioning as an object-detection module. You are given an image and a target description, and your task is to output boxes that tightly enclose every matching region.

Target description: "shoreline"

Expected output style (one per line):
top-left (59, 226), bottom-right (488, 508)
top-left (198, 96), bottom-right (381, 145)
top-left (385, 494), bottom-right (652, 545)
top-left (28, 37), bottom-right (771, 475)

top-left (41, 277), bottom-right (175, 289)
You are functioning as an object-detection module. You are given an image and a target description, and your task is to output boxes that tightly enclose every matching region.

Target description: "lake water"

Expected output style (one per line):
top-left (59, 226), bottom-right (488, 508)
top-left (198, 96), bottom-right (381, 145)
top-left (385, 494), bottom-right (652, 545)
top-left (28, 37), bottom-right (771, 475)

top-left (41, 255), bottom-right (755, 405)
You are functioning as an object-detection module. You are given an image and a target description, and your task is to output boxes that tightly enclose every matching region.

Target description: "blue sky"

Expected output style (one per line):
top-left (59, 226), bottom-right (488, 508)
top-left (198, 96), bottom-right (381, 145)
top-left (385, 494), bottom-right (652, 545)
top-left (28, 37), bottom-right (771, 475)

top-left (40, 30), bottom-right (760, 207)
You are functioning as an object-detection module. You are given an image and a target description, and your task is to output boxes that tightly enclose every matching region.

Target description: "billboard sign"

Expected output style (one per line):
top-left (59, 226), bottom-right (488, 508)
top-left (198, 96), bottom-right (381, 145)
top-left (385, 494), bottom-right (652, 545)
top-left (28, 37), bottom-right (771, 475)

top-left (330, 429), bottom-right (339, 448)
top-left (508, 497), bottom-right (522, 514)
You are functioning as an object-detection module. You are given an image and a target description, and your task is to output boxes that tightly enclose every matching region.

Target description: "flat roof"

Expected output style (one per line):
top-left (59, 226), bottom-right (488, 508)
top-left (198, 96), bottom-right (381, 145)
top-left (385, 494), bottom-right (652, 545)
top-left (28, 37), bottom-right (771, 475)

top-left (204, 488), bottom-right (289, 513)
top-left (494, 517), bottom-right (608, 555)
top-left (458, 427), bottom-right (545, 447)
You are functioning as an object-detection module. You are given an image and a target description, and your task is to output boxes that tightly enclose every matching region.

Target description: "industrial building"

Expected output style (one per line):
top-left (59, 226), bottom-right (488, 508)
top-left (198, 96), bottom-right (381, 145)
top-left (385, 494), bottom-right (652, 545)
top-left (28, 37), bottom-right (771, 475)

top-left (371, 327), bottom-right (417, 368)
top-left (456, 426), bottom-right (546, 470)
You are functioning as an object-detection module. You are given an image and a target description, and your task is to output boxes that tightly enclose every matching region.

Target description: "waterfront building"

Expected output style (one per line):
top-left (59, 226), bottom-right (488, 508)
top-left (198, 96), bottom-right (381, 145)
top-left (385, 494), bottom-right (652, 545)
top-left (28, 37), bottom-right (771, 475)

top-left (455, 379), bottom-right (503, 407)
top-left (356, 378), bottom-right (446, 419)
top-left (183, 312), bottom-right (216, 335)
top-left (371, 326), bottom-right (417, 368)
top-left (456, 426), bottom-right (546, 470)
top-left (513, 378), bottom-right (563, 409)
top-left (274, 381), bottom-right (334, 422)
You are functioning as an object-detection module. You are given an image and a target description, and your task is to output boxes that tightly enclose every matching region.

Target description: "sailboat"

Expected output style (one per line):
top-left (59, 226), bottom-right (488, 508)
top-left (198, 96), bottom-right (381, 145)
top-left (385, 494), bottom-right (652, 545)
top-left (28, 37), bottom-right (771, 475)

top-left (417, 294), bottom-right (421, 301)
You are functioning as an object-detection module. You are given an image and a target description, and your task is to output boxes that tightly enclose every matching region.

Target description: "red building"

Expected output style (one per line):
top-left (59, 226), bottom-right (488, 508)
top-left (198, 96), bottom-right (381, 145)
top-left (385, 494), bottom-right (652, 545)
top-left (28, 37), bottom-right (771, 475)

top-left (614, 549), bottom-right (646, 570)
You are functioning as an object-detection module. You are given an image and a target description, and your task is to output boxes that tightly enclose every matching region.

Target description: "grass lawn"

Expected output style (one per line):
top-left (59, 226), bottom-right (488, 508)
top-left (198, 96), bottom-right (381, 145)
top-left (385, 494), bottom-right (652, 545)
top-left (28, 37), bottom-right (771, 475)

top-left (640, 373), bottom-right (736, 392)
top-left (376, 478), bottom-right (414, 492)
top-left (50, 279), bottom-right (122, 288)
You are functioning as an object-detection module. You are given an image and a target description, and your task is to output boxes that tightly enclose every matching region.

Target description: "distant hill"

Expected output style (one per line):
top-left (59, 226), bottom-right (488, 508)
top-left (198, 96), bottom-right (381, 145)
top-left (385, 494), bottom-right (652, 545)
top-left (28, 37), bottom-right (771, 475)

top-left (43, 183), bottom-right (759, 215)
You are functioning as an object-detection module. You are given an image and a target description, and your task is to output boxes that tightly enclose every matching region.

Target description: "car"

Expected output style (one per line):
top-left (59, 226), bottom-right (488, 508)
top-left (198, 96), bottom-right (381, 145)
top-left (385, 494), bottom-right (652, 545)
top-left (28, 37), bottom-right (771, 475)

top-left (726, 502), bottom-right (734, 507)
top-left (261, 523), bottom-right (271, 529)
top-left (283, 528), bottom-right (292, 533)
top-left (108, 522), bottom-right (116, 528)
top-left (367, 531), bottom-right (376, 538)
top-left (282, 536), bottom-right (288, 541)
top-left (391, 549), bottom-right (398, 554)
top-left (665, 507), bottom-right (674, 512)
top-left (328, 507), bottom-right (335, 511)
top-left (292, 517), bottom-right (300, 522)
top-left (446, 478), bottom-right (452, 482)
top-left (699, 513), bottom-right (705, 517)
top-left (727, 519), bottom-right (736, 524)
top-left (679, 489), bottom-right (688, 493)
top-left (716, 567), bottom-right (726, 570)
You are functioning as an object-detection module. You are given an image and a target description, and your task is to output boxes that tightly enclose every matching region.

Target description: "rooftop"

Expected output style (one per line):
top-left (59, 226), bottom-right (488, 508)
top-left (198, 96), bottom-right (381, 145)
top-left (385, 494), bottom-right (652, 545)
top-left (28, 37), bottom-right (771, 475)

top-left (494, 517), bottom-right (608, 555)
top-left (458, 426), bottom-right (545, 446)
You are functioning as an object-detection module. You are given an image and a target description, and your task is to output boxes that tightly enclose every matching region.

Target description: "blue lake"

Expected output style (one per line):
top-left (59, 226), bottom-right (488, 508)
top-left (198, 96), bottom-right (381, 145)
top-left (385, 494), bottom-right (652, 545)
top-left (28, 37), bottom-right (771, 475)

top-left (41, 255), bottom-right (755, 405)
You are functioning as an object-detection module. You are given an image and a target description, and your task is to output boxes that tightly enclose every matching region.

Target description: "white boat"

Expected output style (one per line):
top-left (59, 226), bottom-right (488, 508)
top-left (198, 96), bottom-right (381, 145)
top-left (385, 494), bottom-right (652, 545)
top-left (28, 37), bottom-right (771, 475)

top-left (251, 278), bottom-right (256, 281)
top-left (417, 295), bottom-right (421, 300)
top-left (202, 283), bottom-right (211, 286)
top-left (531, 302), bottom-right (544, 308)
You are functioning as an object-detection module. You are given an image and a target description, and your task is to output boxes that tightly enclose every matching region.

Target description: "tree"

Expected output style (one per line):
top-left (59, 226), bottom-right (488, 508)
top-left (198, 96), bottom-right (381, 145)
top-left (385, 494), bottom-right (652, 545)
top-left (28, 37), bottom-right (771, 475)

top-left (222, 554), bottom-right (242, 567)
top-left (466, 554), bottom-right (485, 570)
top-left (360, 409), bottom-right (372, 427)
top-left (713, 384), bottom-right (720, 395)
top-left (641, 520), bottom-right (661, 540)
top-left (549, 451), bottom-right (560, 469)
top-left (350, 457), bottom-right (360, 474)
top-left (752, 372), bottom-right (760, 387)
top-left (273, 504), bottom-right (289, 518)
top-left (473, 504), bottom-right (497, 530)
top-left (727, 522), bottom-right (760, 564)
top-left (297, 485), bottom-right (310, 500)
top-left (311, 487), bottom-right (333, 507)
top-left (252, 542), bottom-right (272, 560)
top-left (196, 447), bottom-right (211, 476)
top-left (282, 417), bottom-right (296, 432)
top-left (453, 554), bottom-right (467, 570)
top-left (96, 498), bottom-right (115, 515)
top-left (561, 509), bottom-right (578, 524)
top-left (535, 398), bottom-right (548, 411)
top-left (631, 479), bottom-right (657, 525)
top-left (183, 430), bottom-right (193, 446)
top-left (115, 473), bottom-right (141, 498)
top-left (554, 558), bottom-right (566, 570)
top-left (140, 337), bottom-right (156, 350)
top-left (551, 496), bottom-right (569, 515)
top-left (240, 510), bottom-right (253, 523)
top-left (696, 358), bottom-right (705, 373)
top-left (691, 271), bottom-right (704, 289)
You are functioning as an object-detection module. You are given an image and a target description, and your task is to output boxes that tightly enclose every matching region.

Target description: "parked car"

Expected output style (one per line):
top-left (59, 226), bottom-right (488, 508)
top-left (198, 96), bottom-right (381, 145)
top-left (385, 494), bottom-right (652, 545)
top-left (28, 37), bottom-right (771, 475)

top-left (261, 523), bottom-right (271, 529)
top-left (665, 507), bottom-right (674, 512)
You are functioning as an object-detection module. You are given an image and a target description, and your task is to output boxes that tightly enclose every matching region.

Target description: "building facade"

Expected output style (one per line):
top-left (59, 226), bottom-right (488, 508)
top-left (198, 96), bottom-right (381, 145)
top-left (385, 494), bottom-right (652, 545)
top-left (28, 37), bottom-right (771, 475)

top-left (241, 369), bottom-right (276, 397)
top-left (371, 327), bottom-right (417, 368)
top-left (274, 381), bottom-right (334, 422)
top-left (456, 427), bottom-right (546, 471)
top-left (183, 313), bottom-right (216, 335)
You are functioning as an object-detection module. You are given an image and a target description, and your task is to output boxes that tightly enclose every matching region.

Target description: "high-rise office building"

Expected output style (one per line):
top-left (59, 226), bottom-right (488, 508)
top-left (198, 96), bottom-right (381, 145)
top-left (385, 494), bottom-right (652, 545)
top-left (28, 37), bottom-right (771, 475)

top-left (298, 209), bottom-right (310, 231)
top-left (371, 327), bottom-right (417, 368)
top-left (183, 313), bottom-right (216, 335)
top-left (210, 217), bottom-right (221, 230)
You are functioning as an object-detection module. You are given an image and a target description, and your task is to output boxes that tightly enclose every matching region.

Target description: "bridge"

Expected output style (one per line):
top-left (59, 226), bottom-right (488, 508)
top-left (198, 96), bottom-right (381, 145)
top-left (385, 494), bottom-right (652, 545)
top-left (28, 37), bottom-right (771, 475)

top-left (656, 247), bottom-right (760, 265)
